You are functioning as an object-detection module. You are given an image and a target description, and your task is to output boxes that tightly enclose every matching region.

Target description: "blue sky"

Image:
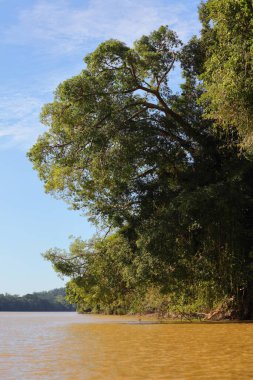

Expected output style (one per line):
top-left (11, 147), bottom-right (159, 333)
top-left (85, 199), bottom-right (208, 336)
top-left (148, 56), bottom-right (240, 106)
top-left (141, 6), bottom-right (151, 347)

top-left (0, 0), bottom-right (200, 295)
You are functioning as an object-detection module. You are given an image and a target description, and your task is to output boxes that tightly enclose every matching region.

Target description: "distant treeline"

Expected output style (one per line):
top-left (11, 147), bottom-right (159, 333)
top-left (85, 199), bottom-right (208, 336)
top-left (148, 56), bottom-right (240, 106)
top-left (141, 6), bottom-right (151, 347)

top-left (0, 288), bottom-right (75, 311)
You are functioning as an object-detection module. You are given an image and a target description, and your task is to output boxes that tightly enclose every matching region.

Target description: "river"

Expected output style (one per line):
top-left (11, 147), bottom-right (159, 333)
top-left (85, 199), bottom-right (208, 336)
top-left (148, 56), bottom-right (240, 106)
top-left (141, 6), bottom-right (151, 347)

top-left (0, 312), bottom-right (252, 379)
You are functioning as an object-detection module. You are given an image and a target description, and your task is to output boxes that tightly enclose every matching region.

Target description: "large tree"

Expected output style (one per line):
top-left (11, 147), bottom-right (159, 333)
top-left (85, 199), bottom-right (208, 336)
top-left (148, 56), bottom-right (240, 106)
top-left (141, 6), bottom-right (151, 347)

top-left (28, 26), bottom-right (218, 224)
top-left (29, 26), bottom-right (253, 318)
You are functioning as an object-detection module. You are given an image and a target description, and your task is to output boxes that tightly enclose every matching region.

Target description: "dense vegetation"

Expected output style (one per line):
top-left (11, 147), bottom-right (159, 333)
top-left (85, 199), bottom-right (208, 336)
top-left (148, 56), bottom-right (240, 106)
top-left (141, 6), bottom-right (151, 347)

top-left (28, 1), bottom-right (253, 319)
top-left (199, 0), bottom-right (253, 152)
top-left (0, 288), bottom-right (75, 311)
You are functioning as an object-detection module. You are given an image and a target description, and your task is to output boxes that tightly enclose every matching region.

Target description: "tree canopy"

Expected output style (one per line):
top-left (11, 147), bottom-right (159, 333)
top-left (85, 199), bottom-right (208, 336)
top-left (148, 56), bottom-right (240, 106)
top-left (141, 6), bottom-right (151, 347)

top-left (28, 26), bottom-right (216, 224)
top-left (29, 21), bottom-right (253, 319)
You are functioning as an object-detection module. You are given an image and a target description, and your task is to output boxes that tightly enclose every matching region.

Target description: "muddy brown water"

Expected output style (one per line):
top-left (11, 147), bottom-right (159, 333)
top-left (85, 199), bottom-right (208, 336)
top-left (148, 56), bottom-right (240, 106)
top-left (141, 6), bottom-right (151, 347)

top-left (0, 312), bottom-right (252, 379)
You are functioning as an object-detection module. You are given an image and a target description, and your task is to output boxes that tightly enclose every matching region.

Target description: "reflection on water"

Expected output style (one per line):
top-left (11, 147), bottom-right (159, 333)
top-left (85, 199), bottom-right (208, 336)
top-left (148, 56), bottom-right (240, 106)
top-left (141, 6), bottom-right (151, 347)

top-left (0, 312), bottom-right (252, 379)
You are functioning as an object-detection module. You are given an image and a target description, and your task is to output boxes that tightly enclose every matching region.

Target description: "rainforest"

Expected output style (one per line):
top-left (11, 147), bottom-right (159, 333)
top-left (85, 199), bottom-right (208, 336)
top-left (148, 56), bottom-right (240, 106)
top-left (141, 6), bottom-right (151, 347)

top-left (28, 0), bottom-right (253, 320)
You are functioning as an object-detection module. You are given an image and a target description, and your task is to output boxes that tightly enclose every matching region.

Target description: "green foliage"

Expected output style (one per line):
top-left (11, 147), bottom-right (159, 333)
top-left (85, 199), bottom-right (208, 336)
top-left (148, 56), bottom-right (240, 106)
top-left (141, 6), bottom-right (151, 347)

top-left (199, 0), bottom-right (253, 152)
top-left (43, 235), bottom-right (235, 316)
top-left (44, 235), bottom-right (170, 314)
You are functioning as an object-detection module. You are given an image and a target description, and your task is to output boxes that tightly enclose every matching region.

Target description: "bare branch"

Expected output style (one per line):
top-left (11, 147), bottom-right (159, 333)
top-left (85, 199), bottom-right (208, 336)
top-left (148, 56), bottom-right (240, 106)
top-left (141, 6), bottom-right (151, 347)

top-left (156, 56), bottom-right (176, 91)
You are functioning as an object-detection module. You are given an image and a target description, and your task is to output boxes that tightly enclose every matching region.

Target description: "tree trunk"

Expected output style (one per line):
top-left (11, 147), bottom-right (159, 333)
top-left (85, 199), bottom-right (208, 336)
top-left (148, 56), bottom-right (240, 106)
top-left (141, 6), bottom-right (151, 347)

top-left (238, 286), bottom-right (253, 320)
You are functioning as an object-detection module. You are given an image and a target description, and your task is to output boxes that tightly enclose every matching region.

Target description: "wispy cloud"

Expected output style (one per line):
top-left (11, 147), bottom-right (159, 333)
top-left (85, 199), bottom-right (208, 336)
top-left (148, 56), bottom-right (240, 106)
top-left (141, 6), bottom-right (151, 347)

top-left (0, 0), bottom-right (200, 149)
top-left (0, 92), bottom-right (44, 149)
top-left (0, 65), bottom-right (87, 149)
top-left (4, 0), bottom-right (200, 54)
